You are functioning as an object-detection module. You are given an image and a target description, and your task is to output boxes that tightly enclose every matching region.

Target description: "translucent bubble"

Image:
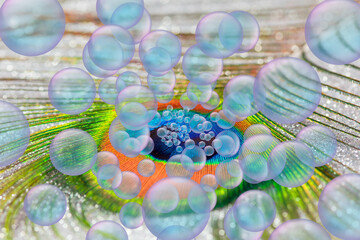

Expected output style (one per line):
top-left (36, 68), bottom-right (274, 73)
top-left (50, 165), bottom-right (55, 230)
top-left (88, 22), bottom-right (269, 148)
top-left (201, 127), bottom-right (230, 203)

top-left (196, 12), bottom-right (243, 58)
top-left (175, 146), bottom-right (182, 153)
top-left (86, 220), bottom-right (128, 240)
top-left (181, 146), bottom-right (207, 172)
top-left (127, 8), bottom-right (152, 43)
top-left (305, 0), bottom-right (360, 65)
top-left (203, 146), bottom-right (214, 156)
top-left (187, 82), bottom-right (213, 104)
top-left (50, 129), bottom-right (97, 176)
top-left (296, 125), bottom-right (337, 167)
top-left (273, 141), bottom-right (315, 188)
top-left (113, 171), bottom-right (141, 199)
top-left (210, 112), bottom-right (220, 122)
top-left (137, 159), bottom-right (155, 177)
top-left (269, 219), bottom-right (331, 240)
top-left (202, 91), bottom-right (220, 110)
top-left (240, 154), bottom-right (268, 182)
top-left (318, 174), bottom-right (360, 239)
top-left (200, 174), bottom-right (218, 190)
top-left (188, 185), bottom-right (211, 214)
top-left (147, 70), bottom-right (176, 94)
top-left (96, 0), bottom-right (144, 25)
top-left (254, 57), bottom-right (321, 124)
top-left (115, 86), bottom-right (157, 129)
top-left (233, 190), bottom-right (276, 232)
top-left (182, 45), bottom-right (223, 85)
top-left (244, 124), bottom-right (271, 140)
top-left (88, 25), bottom-right (134, 71)
top-left (189, 115), bottom-right (207, 134)
top-left (91, 151), bottom-right (119, 175)
top-left (97, 164), bottom-right (122, 190)
top-left (143, 177), bottom-right (210, 239)
top-left (83, 43), bottom-right (118, 78)
top-left (48, 68), bottom-right (96, 115)
top-left (157, 127), bottom-right (167, 138)
top-left (215, 160), bottom-right (243, 189)
top-left (119, 202), bottom-right (143, 229)
top-left (98, 76), bottom-right (118, 105)
top-left (213, 130), bottom-right (240, 157)
top-left (166, 154), bottom-right (194, 178)
top-left (140, 137), bottom-right (154, 155)
top-left (116, 71), bottom-right (141, 93)
top-left (139, 30), bottom-right (181, 75)
top-left (0, 101), bottom-right (30, 167)
top-left (198, 141), bottom-right (206, 148)
top-left (150, 182), bottom-right (179, 213)
top-left (224, 207), bottom-right (264, 240)
top-left (185, 139), bottom-right (195, 149)
top-left (24, 184), bottom-right (66, 226)
top-left (110, 2), bottom-right (144, 29)
top-left (0, 0), bottom-right (65, 56)
top-left (224, 75), bottom-right (258, 118)
top-left (216, 110), bottom-right (235, 129)
top-left (180, 93), bottom-right (197, 110)
top-left (230, 11), bottom-right (260, 53)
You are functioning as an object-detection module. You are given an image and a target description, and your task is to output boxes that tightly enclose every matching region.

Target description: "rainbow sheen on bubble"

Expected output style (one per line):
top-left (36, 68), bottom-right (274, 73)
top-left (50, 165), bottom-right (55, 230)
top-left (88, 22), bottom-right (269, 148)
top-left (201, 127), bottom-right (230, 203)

top-left (86, 220), bottom-right (128, 240)
top-left (113, 171), bottom-right (141, 199)
top-left (215, 160), bottom-right (243, 189)
top-left (119, 202), bottom-right (144, 229)
top-left (137, 159), bottom-right (155, 177)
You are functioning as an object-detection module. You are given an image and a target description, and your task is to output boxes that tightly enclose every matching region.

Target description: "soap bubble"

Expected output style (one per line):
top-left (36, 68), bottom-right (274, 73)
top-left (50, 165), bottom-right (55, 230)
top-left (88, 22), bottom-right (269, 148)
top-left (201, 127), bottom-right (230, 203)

top-left (318, 174), bottom-right (360, 240)
top-left (196, 12), bottom-right (243, 58)
top-left (86, 220), bottom-right (128, 240)
top-left (137, 159), bottom-right (155, 177)
top-left (110, 2), bottom-right (144, 29)
top-left (233, 190), bottom-right (276, 232)
top-left (91, 151), bottom-right (119, 175)
top-left (88, 25), bottom-right (134, 71)
top-left (254, 57), bottom-right (321, 124)
top-left (230, 11), bottom-right (260, 53)
top-left (50, 129), bottom-right (97, 176)
top-left (210, 112), bottom-right (220, 122)
top-left (148, 112), bottom-right (162, 128)
top-left (139, 30), bottom-right (181, 75)
top-left (215, 160), bottom-right (243, 189)
top-left (97, 164), bottom-right (122, 190)
top-left (48, 68), bottom-right (96, 115)
top-left (119, 202), bottom-right (143, 229)
top-left (273, 141), bottom-right (315, 188)
top-left (213, 130), bottom-right (240, 157)
top-left (187, 82), bottom-right (213, 104)
top-left (149, 182), bottom-right (179, 213)
top-left (113, 171), bottom-right (141, 199)
top-left (127, 8), bottom-right (152, 43)
top-left (157, 127), bottom-right (167, 138)
top-left (166, 154), bottom-right (194, 178)
top-left (244, 124), bottom-right (271, 140)
top-left (204, 146), bottom-right (215, 156)
top-left (202, 91), bottom-right (220, 110)
top-left (143, 177), bottom-right (210, 239)
top-left (0, 0), bottom-right (65, 56)
top-left (185, 139), bottom-right (196, 149)
top-left (216, 110), bottom-right (235, 129)
top-left (0, 101), bottom-right (30, 167)
top-left (269, 219), bottom-right (331, 240)
top-left (176, 146), bottom-right (183, 153)
top-left (198, 141), bottom-right (206, 148)
top-left (182, 45), bottom-right (223, 85)
top-left (200, 174), bottom-right (218, 190)
top-left (305, 0), bottom-right (360, 65)
top-left (240, 154), bottom-right (268, 182)
top-left (140, 137), bottom-right (154, 155)
top-left (24, 184), bottom-right (66, 226)
top-left (189, 115), bottom-right (207, 133)
top-left (147, 70), bottom-right (176, 94)
top-left (98, 76), bottom-right (118, 105)
top-left (181, 146), bottom-right (207, 172)
top-left (115, 85), bottom-right (157, 130)
top-left (224, 207), bottom-right (263, 240)
top-left (188, 185), bottom-right (212, 214)
top-left (116, 71), bottom-right (141, 93)
top-left (296, 125), bottom-right (337, 167)
top-left (180, 93), bottom-right (197, 110)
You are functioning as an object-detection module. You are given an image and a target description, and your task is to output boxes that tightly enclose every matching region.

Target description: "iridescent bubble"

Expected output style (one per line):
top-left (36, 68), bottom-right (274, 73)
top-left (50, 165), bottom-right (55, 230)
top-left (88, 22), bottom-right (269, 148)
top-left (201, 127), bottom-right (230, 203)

top-left (48, 68), bottom-right (96, 115)
top-left (188, 185), bottom-right (211, 214)
top-left (115, 85), bottom-right (157, 130)
top-left (110, 2), bottom-right (144, 29)
top-left (185, 139), bottom-right (195, 149)
top-left (116, 71), bottom-right (141, 93)
top-left (230, 11), bottom-right (260, 53)
top-left (157, 127), bottom-right (167, 138)
top-left (148, 112), bottom-right (162, 128)
top-left (176, 146), bottom-right (183, 153)
top-left (244, 124), bottom-right (271, 140)
top-left (318, 174), bottom-right (360, 240)
top-left (216, 110), bottom-right (235, 129)
top-left (200, 174), bottom-right (218, 190)
top-left (50, 129), bottom-right (97, 176)
top-left (224, 207), bottom-right (263, 240)
top-left (166, 154), bottom-right (194, 178)
top-left (210, 112), bottom-right (220, 122)
top-left (296, 125), bottom-right (337, 167)
top-left (147, 70), bottom-right (176, 94)
top-left (181, 146), bottom-right (207, 172)
top-left (182, 45), bottom-right (223, 85)
top-left (215, 160), bottom-right (243, 189)
top-left (98, 76), bottom-right (118, 105)
top-left (305, 0), bottom-right (360, 65)
top-left (0, 101), bottom-right (30, 167)
top-left (150, 182), bottom-right (179, 213)
top-left (86, 220), bottom-right (128, 240)
top-left (97, 164), bottom-right (122, 190)
top-left (119, 202), bottom-right (143, 229)
top-left (180, 93), bottom-right (197, 110)
top-left (189, 115), bottom-right (207, 134)
top-left (233, 190), bottom-right (276, 232)
top-left (91, 151), bottom-right (119, 175)
top-left (254, 57), bottom-right (321, 124)
top-left (127, 8), bottom-right (152, 43)
top-left (202, 91), bottom-right (220, 110)
top-left (187, 82), bottom-right (212, 104)
top-left (0, 0), bottom-right (65, 56)
top-left (140, 137), bottom-right (154, 155)
top-left (204, 146), bottom-right (215, 156)
top-left (137, 159), bottom-right (155, 177)
top-left (88, 25), bottom-right (134, 71)
top-left (113, 171), bottom-right (141, 199)
top-left (143, 177), bottom-right (210, 239)
top-left (223, 105), bottom-right (247, 123)
top-left (196, 12), bottom-right (243, 58)
top-left (139, 30), bottom-right (181, 75)
top-left (198, 141), bottom-right (206, 148)
top-left (240, 154), bottom-right (268, 182)
top-left (24, 184), bottom-right (66, 226)
top-left (269, 219), bottom-right (331, 240)
top-left (273, 141), bottom-right (315, 188)
top-left (213, 130), bottom-right (240, 157)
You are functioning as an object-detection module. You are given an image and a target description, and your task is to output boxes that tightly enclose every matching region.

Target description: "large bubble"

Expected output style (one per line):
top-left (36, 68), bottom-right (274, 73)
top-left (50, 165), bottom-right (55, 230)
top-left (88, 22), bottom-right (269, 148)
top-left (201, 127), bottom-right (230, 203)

top-left (91, 151), bottom-right (119, 176)
top-left (318, 174), bottom-right (360, 240)
top-left (215, 160), bottom-right (243, 189)
top-left (166, 154), bottom-right (194, 178)
top-left (213, 130), bottom-right (240, 157)
top-left (0, 101), bottom-right (30, 167)
top-left (48, 68), bottom-right (96, 115)
top-left (269, 219), bottom-right (331, 240)
top-left (24, 184), bottom-right (67, 226)
top-left (147, 70), bottom-right (176, 94)
top-left (98, 76), bottom-right (118, 105)
top-left (202, 91), bottom-right (220, 110)
top-left (216, 110), bottom-right (235, 129)
top-left (196, 12), bottom-right (243, 58)
top-left (86, 220), bottom-right (128, 240)
top-left (143, 177), bottom-right (210, 240)
top-left (156, 91), bottom-right (174, 103)
top-left (254, 57), bottom-right (321, 124)
top-left (113, 171), bottom-right (141, 199)
top-left (187, 82), bottom-right (213, 104)
top-left (305, 0), bottom-right (360, 65)
top-left (181, 146), bottom-right (207, 172)
top-left (137, 159), bottom-right (155, 177)
top-left (119, 202), bottom-right (144, 229)
top-left (116, 71), bottom-right (141, 93)
top-left (0, 0), bottom-right (65, 56)
top-left (97, 164), bottom-right (122, 190)
top-left (127, 8), bottom-right (152, 43)
top-left (50, 129), bottom-right (97, 176)
top-left (110, 2), bottom-right (145, 29)
top-left (200, 174), bottom-right (218, 190)
top-left (244, 124), bottom-right (271, 140)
